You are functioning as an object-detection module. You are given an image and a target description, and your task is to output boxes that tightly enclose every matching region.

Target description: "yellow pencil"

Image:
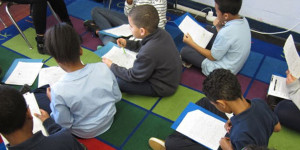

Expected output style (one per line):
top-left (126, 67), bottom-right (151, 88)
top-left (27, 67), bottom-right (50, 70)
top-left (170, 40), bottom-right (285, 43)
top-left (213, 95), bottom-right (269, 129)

top-left (122, 47), bottom-right (126, 54)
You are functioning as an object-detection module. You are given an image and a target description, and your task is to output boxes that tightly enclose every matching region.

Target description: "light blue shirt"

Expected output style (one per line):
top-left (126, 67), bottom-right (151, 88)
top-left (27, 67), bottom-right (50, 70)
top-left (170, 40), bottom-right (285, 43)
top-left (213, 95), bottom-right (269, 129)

top-left (50, 63), bottom-right (122, 138)
top-left (201, 17), bottom-right (251, 76)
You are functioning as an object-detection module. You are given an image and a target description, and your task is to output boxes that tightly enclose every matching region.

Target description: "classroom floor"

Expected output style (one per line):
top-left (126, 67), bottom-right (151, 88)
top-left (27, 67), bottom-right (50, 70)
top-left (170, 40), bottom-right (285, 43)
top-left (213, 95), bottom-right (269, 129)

top-left (0, 0), bottom-right (299, 149)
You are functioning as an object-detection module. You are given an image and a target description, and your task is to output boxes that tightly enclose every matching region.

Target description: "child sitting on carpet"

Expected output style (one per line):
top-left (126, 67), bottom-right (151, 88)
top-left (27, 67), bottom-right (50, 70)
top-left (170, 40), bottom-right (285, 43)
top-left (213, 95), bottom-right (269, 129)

top-left (180, 0), bottom-right (251, 76)
top-left (0, 85), bottom-right (85, 149)
top-left (43, 23), bottom-right (122, 138)
top-left (149, 69), bottom-right (281, 150)
top-left (102, 5), bottom-right (182, 97)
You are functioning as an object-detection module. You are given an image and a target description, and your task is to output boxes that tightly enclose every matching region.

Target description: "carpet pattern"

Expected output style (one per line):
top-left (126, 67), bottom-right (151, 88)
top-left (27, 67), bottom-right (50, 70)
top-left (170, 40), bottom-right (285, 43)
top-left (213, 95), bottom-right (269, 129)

top-left (0, 0), bottom-right (299, 149)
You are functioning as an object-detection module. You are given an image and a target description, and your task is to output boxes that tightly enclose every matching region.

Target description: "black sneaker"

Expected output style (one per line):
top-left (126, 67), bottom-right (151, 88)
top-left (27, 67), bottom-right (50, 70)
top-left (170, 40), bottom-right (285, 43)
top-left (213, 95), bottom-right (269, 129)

top-left (36, 35), bottom-right (45, 54)
top-left (83, 20), bottom-right (100, 37)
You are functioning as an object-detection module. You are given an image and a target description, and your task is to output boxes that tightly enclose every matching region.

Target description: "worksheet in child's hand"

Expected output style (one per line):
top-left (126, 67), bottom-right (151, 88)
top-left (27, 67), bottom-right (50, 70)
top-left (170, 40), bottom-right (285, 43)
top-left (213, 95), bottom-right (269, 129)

top-left (0, 93), bottom-right (48, 149)
top-left (100, 24), bottom-right (132, 38)
top-left (268, 75), bottom-right (290, 100)
top-left (38, 66), bottom-right (66, 87)
top-left (176, 110), bottom-right (226, 150)
top-left (283, 34), bottom-right (300, 78)
top-left (102, 46), bottom-right (137, 69)
top-left (4, 62), bottom-right (43, 86)
top-left (179, 15), bottom-right (213, 48)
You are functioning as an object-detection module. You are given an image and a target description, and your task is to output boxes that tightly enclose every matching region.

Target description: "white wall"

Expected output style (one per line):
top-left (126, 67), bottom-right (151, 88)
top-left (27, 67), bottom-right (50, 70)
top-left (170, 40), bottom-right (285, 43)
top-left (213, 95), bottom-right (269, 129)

top-left (191, 0), bottom-right (300, 34)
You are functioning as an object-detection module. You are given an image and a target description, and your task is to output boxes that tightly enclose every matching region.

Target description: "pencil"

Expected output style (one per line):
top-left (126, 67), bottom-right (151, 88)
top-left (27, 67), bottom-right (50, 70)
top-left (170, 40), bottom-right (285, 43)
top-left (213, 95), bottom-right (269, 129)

top-left (122, 46), bottom-right (126, 54)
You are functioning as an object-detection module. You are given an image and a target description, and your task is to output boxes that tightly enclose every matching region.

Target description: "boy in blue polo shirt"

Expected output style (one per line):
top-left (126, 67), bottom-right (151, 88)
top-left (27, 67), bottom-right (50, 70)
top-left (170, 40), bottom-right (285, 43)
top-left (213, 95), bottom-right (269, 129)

top-left (180, 0), bottom-right (251, 76)
top-left (149, 69), bottom-right (281, 150)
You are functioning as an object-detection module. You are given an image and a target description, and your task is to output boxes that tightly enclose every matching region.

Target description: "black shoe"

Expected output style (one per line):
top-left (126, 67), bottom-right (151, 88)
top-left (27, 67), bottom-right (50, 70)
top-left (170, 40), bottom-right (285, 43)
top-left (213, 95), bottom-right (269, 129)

top-left (19, 84), bottom-right (31, 94)
top-left (83, 20), bottom-right (100, 37)
top-left (36, 35), bottom-right (45, 54)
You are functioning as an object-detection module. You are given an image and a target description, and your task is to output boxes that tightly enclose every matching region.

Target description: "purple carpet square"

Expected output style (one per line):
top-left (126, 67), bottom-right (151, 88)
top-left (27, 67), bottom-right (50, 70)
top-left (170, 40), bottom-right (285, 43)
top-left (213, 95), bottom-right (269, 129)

top-left (46, 16), bottom-right (85, 34)
top-left (246, 80), bottom-right (269, 100)
top-left (237, 74), bottom-right (251, 94)
top-left (256, 56), bottom-right (288, 84)
top-left (180, 67), bottom-right (206, 91)
top-left (81, 32), bottom-right (103, 51)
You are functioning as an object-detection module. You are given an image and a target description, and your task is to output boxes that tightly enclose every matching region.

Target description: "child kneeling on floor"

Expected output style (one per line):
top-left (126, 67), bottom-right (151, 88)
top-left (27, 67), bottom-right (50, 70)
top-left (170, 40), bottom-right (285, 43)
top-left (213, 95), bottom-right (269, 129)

top-left (42, 23), bottom-right (122, 138)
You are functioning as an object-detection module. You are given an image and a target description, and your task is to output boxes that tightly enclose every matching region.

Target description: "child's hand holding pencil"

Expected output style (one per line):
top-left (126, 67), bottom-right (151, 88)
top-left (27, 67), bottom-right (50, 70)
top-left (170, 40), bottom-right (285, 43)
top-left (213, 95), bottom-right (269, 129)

top-left (117, 38), bottom-right (127, 54)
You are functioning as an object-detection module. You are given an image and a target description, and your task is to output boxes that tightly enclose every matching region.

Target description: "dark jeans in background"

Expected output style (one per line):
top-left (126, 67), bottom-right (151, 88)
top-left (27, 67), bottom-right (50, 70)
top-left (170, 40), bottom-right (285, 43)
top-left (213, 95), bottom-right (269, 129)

top-left (33, 84), bottom-right (51, 114)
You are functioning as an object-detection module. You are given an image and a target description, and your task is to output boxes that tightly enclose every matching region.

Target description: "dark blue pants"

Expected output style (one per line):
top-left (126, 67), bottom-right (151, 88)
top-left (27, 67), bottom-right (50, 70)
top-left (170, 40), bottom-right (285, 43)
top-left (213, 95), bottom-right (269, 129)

top-left (165, 97), bottom-right (228, 150)
top-left (33, 84), bottom-right (51, 114)
top-left (274, 100), bottom-right (300, 132)
top-left (117, 77), bottom-right (159, 97)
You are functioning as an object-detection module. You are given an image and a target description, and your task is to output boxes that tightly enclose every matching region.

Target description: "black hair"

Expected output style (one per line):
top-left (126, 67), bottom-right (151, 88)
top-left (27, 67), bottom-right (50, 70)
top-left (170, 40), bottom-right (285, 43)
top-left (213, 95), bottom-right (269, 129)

top-left (0, 85), bottom-right (27, 134)
top-left (128, 5), bottom-right (159, 33)
top-left (215, 0), bottom-right (242, 15)
top-left (202, 69), bottom-right (242, 102)
top-left (45, 23), bottom-right (82, 64)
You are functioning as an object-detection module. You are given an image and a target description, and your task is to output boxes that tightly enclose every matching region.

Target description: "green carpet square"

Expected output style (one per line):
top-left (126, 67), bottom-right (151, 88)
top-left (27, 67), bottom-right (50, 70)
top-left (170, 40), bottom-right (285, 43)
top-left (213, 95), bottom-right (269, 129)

top-left (97, 101), bottom-right (147, 147)
top-left (122, 113), bottom-right (174, 150)
top-left (269, 126), bottom-right (300, 149)
top-left (2, 28), bottom-right (51, 60)
top-left (44, 48), bottom-right (101, 66)
top-left (152, 85), bottom-right (205, 121)
top-left (122, 93), bottom-right (160, 110)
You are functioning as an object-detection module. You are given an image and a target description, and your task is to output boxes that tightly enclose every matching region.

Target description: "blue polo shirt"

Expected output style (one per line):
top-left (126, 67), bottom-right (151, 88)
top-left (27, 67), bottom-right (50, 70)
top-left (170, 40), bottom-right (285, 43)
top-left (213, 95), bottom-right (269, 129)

top-left (229, 99), bottom-right (279, 150)
top-left (201, 17), bottom-right (251, 76)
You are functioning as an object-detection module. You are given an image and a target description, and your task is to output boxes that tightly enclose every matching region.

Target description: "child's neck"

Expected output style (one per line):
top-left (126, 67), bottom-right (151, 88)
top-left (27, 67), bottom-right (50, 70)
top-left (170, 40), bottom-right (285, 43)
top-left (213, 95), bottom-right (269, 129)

top-left (4, 127), bottom-right (33, 146)
top-left (227, 14), bottom-right (241, 22)
top-left (59, 61), bottom-right (85, 73)
top-left (228, 97), bottom-right (251, 115)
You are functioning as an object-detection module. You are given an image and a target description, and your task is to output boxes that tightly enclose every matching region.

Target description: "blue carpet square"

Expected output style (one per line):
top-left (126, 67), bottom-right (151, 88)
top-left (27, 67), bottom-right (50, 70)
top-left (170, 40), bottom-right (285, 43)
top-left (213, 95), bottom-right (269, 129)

top-left (251, 38), bottom-right (285, 61)
top-left (239, 51), bottom-right (264, 77)
top-left (255, 56), bottom-right (288, 83)
top-left (67, 0), bottom-right (103, 20)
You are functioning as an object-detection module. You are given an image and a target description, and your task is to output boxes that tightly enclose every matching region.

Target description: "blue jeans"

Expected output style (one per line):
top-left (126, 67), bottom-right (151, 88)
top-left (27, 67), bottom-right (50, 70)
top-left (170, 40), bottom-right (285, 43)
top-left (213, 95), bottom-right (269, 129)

top-left (91, 7), bottom-right (128, 45)
top-left (117, 77), bottom-right (159, 97)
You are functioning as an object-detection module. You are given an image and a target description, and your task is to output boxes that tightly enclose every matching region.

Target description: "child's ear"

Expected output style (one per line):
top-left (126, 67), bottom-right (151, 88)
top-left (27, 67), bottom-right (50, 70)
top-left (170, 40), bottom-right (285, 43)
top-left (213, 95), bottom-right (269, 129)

top-left (216, 100), bottom-right (227, 109)
top-left (223, 13), bottom-right (229, 21)
top-left (26, 108), bottom-right (33, 120)
top-left (140, 28), bottom-right (146, 36)
top-left (79, 47), bottom-right (83, 56)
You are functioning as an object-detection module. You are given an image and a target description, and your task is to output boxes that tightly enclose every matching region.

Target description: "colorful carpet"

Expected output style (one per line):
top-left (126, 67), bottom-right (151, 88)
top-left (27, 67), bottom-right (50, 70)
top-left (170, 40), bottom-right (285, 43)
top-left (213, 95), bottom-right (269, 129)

top-left (0, 0), bottom-right (299, 149)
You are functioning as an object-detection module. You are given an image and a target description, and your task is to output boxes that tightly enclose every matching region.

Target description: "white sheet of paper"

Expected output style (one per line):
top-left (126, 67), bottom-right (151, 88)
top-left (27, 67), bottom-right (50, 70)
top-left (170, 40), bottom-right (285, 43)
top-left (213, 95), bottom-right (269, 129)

top-left (176, 110), bottom-right (226, 150)
top-left (1, 93), bottom-right (48, 149)
top-left (102, 24), bottom-right (132, 37)
top-left (283, 35), bottom-right (300, 78)
top-left (38, 66), bottom-right (66, 88)
top-left (268, 75), bottom-right (290, 100)
top-left (5, 62), bottom-right (43, 86)
top-left (179, 15), bottom-right (214, 48)
top-left (102, 46), bottom-right (137, 69)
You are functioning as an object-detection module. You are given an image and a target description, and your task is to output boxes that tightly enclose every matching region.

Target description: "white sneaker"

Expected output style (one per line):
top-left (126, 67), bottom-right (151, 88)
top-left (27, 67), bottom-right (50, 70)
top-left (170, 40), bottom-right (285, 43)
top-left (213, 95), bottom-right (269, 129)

top-left (148, 137), bottom-right (166, 150)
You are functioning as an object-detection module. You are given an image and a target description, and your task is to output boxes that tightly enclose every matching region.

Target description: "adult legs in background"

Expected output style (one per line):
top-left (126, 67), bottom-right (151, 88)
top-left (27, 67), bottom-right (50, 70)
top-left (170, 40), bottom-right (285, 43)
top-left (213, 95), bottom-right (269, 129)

top-left (33, 84), bottom-right (52, 114)
top-left (91, 7), bottom-right (128, 30)
top-left (116, 77), bottom-right (158, 97)
top-left (91, 7), bottom-right (128, 45)
top-left (165, 97), bottom-right (228, 150)
top-left (274, 100), bottom-right (300, 132)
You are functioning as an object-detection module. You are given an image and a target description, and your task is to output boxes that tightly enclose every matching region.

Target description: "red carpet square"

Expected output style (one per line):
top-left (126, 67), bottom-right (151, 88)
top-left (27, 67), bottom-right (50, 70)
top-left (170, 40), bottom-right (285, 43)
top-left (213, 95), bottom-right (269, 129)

top-left (46, 16), bottom-right (86, 35)
top-left (246, 80), bottom-right (269, 100)
top-left (81, 32), bottom-right (103, 51)
top-left (180, 67), bottom-right (206, 91)
top-left (78, 138), bottom-right (116, 150)
top-left (237, 74), bottom-right (251, 94)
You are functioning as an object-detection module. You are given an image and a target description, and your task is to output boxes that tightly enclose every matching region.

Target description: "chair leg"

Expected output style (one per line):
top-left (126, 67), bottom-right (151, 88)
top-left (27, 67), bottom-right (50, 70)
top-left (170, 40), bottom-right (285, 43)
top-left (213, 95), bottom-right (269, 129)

top-left (0, 17), bottom-right (7, 28)
top-left (6, 2), bottom-right (33, 49)
top-left (47, 1), bottom-right (61, 23)
top-left (109, 0), bottom-right (112, 9)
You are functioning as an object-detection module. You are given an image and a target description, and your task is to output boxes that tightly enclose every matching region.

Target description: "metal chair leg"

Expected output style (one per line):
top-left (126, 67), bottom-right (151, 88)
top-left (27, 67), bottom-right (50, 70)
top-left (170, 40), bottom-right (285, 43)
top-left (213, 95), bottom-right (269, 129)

top-left (109, 0), bottom-right (112, 10)
top-left (6, 2), bottom-right (33, 49)
top-left (0, 17), bottom-right (7, 28)
top-left (47, 1), bottom-right (61, 23)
